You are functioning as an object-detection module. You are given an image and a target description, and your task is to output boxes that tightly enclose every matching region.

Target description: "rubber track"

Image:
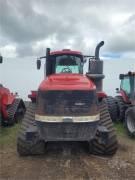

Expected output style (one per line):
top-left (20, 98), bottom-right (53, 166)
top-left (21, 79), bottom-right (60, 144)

top-left (17, 103), bottom-right (45, 156)
top-left (92, 102), bottom-right (118, 156)
top-left (18, 102), bottom-right (118, 156)
top-left (103, 96), bottom-right (118, 122)
top-left (7, 98), bottom-right (22, 125)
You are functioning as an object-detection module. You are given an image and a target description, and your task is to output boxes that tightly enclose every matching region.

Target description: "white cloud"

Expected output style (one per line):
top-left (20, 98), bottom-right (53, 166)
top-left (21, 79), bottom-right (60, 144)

top-left (0, 0), bottom-right (135, 99)
top-left (0, 0), bottom-right (135, 57)
top-left (110, 13), bottom-right (132, 27)
top-left (0, 45), bottom-right (17, 58)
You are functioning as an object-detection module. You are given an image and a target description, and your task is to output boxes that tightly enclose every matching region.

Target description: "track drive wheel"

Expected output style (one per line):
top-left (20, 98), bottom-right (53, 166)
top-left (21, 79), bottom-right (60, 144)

top-left (17, 103), bottom-right (45, 156)
top-left (91, 101), bottom-right (118, 156)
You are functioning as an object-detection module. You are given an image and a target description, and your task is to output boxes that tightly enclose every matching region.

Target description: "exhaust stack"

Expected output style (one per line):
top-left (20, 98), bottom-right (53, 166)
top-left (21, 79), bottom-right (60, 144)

top-left (87, 41), bottom-right (105, 91)
top-left (95, 41), bottom-right (104, 60)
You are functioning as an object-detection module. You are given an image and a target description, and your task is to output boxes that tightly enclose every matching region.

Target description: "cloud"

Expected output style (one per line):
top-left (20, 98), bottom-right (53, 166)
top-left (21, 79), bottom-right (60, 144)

top-left (0, 0), bottom-right (135, 58)
top-left (0, 44), bottom-right (17, 58)
top-left (1, 0), bottom-right (135, 99)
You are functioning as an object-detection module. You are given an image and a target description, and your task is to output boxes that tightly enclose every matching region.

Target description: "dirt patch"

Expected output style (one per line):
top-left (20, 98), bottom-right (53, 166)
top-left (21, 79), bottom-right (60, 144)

top-left (0, 134), bottom-right (135, 180)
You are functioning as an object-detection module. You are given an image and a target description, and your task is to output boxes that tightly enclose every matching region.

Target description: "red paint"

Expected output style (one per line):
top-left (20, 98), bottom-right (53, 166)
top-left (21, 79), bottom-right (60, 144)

top-left (0, 87), bottom-right (15, 105)
top-left (119, 90), bottom-right (130, 103)
top-left (0, 86), bottom-right (16, 119)
top-left (50, 50), bottom-right (82, 56)
top-left (39, 74), bottom-right (96, 91)
top-left (28, 90), bottom-right (37, 102)
top-left (97, 91), bottom-right (107, 98)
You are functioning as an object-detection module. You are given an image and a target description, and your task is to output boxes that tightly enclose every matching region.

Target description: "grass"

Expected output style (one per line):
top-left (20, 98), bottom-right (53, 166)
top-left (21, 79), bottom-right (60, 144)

top-left (0, 123), bottom-right (21, 146)
top-left (114, 122), bottom-right (127, 136)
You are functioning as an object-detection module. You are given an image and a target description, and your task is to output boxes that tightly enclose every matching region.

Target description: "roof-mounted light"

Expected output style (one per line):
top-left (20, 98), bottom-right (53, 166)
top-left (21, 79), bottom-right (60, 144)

top-left (62, 49), bottom-right (71, 51)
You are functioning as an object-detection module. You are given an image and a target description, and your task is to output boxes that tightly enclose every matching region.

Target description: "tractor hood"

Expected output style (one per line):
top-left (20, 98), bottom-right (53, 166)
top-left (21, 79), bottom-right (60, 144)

top-left (39, 74), bottom-right (96, 91)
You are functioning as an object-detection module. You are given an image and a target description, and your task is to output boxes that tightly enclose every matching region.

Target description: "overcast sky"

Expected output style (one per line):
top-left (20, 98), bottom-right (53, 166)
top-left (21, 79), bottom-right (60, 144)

top-left (0, 0), bottom-right (135, 100)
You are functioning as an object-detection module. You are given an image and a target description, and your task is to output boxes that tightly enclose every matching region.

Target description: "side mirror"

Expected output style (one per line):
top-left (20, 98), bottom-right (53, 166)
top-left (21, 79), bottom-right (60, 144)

top-left (119, 74), bottom-right (124, 80)
top-left (116, 88), bottom-right (119, 93)
top-left (37, 59), bottom-right (41, 69)
top-left (0, 55), bottom-right (3, 63)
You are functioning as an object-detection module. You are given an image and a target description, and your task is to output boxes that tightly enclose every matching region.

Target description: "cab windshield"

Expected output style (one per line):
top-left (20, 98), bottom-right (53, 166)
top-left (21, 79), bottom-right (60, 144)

top-left (121, 76), bottom-right (134, 97)
top-left (55, 55), bottom-right (83, 74)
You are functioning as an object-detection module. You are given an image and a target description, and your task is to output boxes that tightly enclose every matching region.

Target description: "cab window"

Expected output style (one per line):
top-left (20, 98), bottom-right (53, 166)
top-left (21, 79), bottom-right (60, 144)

top-left (55, 55), bottom-right (82, 74)
top-left (121, 77), bottom-right (131, 95)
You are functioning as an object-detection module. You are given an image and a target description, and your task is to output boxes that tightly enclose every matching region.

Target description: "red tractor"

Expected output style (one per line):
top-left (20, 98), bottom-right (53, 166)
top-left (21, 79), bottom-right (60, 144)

top-left (0, 55), bottom-right (26, 126)
top-left (17, 41), bottom-right (118, 156)
top-left (114, 72), bottom-right (135, 137)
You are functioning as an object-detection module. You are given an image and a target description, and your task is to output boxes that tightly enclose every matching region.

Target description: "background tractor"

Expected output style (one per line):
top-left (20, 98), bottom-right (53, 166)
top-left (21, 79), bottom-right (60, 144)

top-left (17, 41), bottom-right (118, 156)
top-left (114, 72), bottom-right (135, 137)
top-left (0, 55), bottom-right (26, 126)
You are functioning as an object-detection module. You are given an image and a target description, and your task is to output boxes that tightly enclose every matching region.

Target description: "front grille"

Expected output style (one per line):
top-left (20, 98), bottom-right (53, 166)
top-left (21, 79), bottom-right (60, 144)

top-left (37, 121), bottom-right (98, 141)
top-left (37, 90), bottom-right (98, 116)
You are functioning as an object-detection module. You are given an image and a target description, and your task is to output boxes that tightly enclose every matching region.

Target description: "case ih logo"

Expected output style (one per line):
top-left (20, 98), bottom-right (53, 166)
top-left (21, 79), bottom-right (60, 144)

top-left (75, 102), bottom-right (86, 106)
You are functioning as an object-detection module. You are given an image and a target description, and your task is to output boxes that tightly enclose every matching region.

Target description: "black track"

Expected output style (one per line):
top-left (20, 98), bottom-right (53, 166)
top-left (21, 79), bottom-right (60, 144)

top-left (17, 103), bottom-right (45, 156)
top-left (91, 101), bottom-right (118, 155)
top-left (103, 96), bottom-right (118, 122)
top-left (3, 98), bottom-right (25, 126)
top-left (17, 102), bottom-right (118, 156)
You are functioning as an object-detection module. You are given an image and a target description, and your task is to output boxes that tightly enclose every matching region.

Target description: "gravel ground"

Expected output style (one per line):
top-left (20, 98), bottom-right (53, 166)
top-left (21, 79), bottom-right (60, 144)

top-left (0, 133), bottom-right (135, 180)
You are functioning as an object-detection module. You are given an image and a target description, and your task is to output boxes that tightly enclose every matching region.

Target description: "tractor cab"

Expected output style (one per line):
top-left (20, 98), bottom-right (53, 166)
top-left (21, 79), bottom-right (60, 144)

top-left (29, 41), bottom-right (105, 102)
top-left (36, 42), bottom-right (105, 91)
top-left (119, 72), bottom-right (135, 103)
top-left (37, 49), bottom-right (84, 76)
top-left (53, 54), bottom-right (83, 74)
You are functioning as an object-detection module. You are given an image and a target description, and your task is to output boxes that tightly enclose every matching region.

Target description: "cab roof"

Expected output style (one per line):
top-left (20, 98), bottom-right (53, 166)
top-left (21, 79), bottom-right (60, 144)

top-left (50, 49), bottom-right (83, 56)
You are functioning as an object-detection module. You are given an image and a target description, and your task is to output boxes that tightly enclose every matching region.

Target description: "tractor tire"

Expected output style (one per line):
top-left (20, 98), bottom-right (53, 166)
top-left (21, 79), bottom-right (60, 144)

top-left (91, 102), bottom-right (118, 156)
top-left (17, 103), bottom-right (45, 156)
top-left (125, 107), bottom-right (135, 137)
top-left (103, 96), bottom-right (118, 122)
top-left (115, 96), bottom-right (126, 122)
